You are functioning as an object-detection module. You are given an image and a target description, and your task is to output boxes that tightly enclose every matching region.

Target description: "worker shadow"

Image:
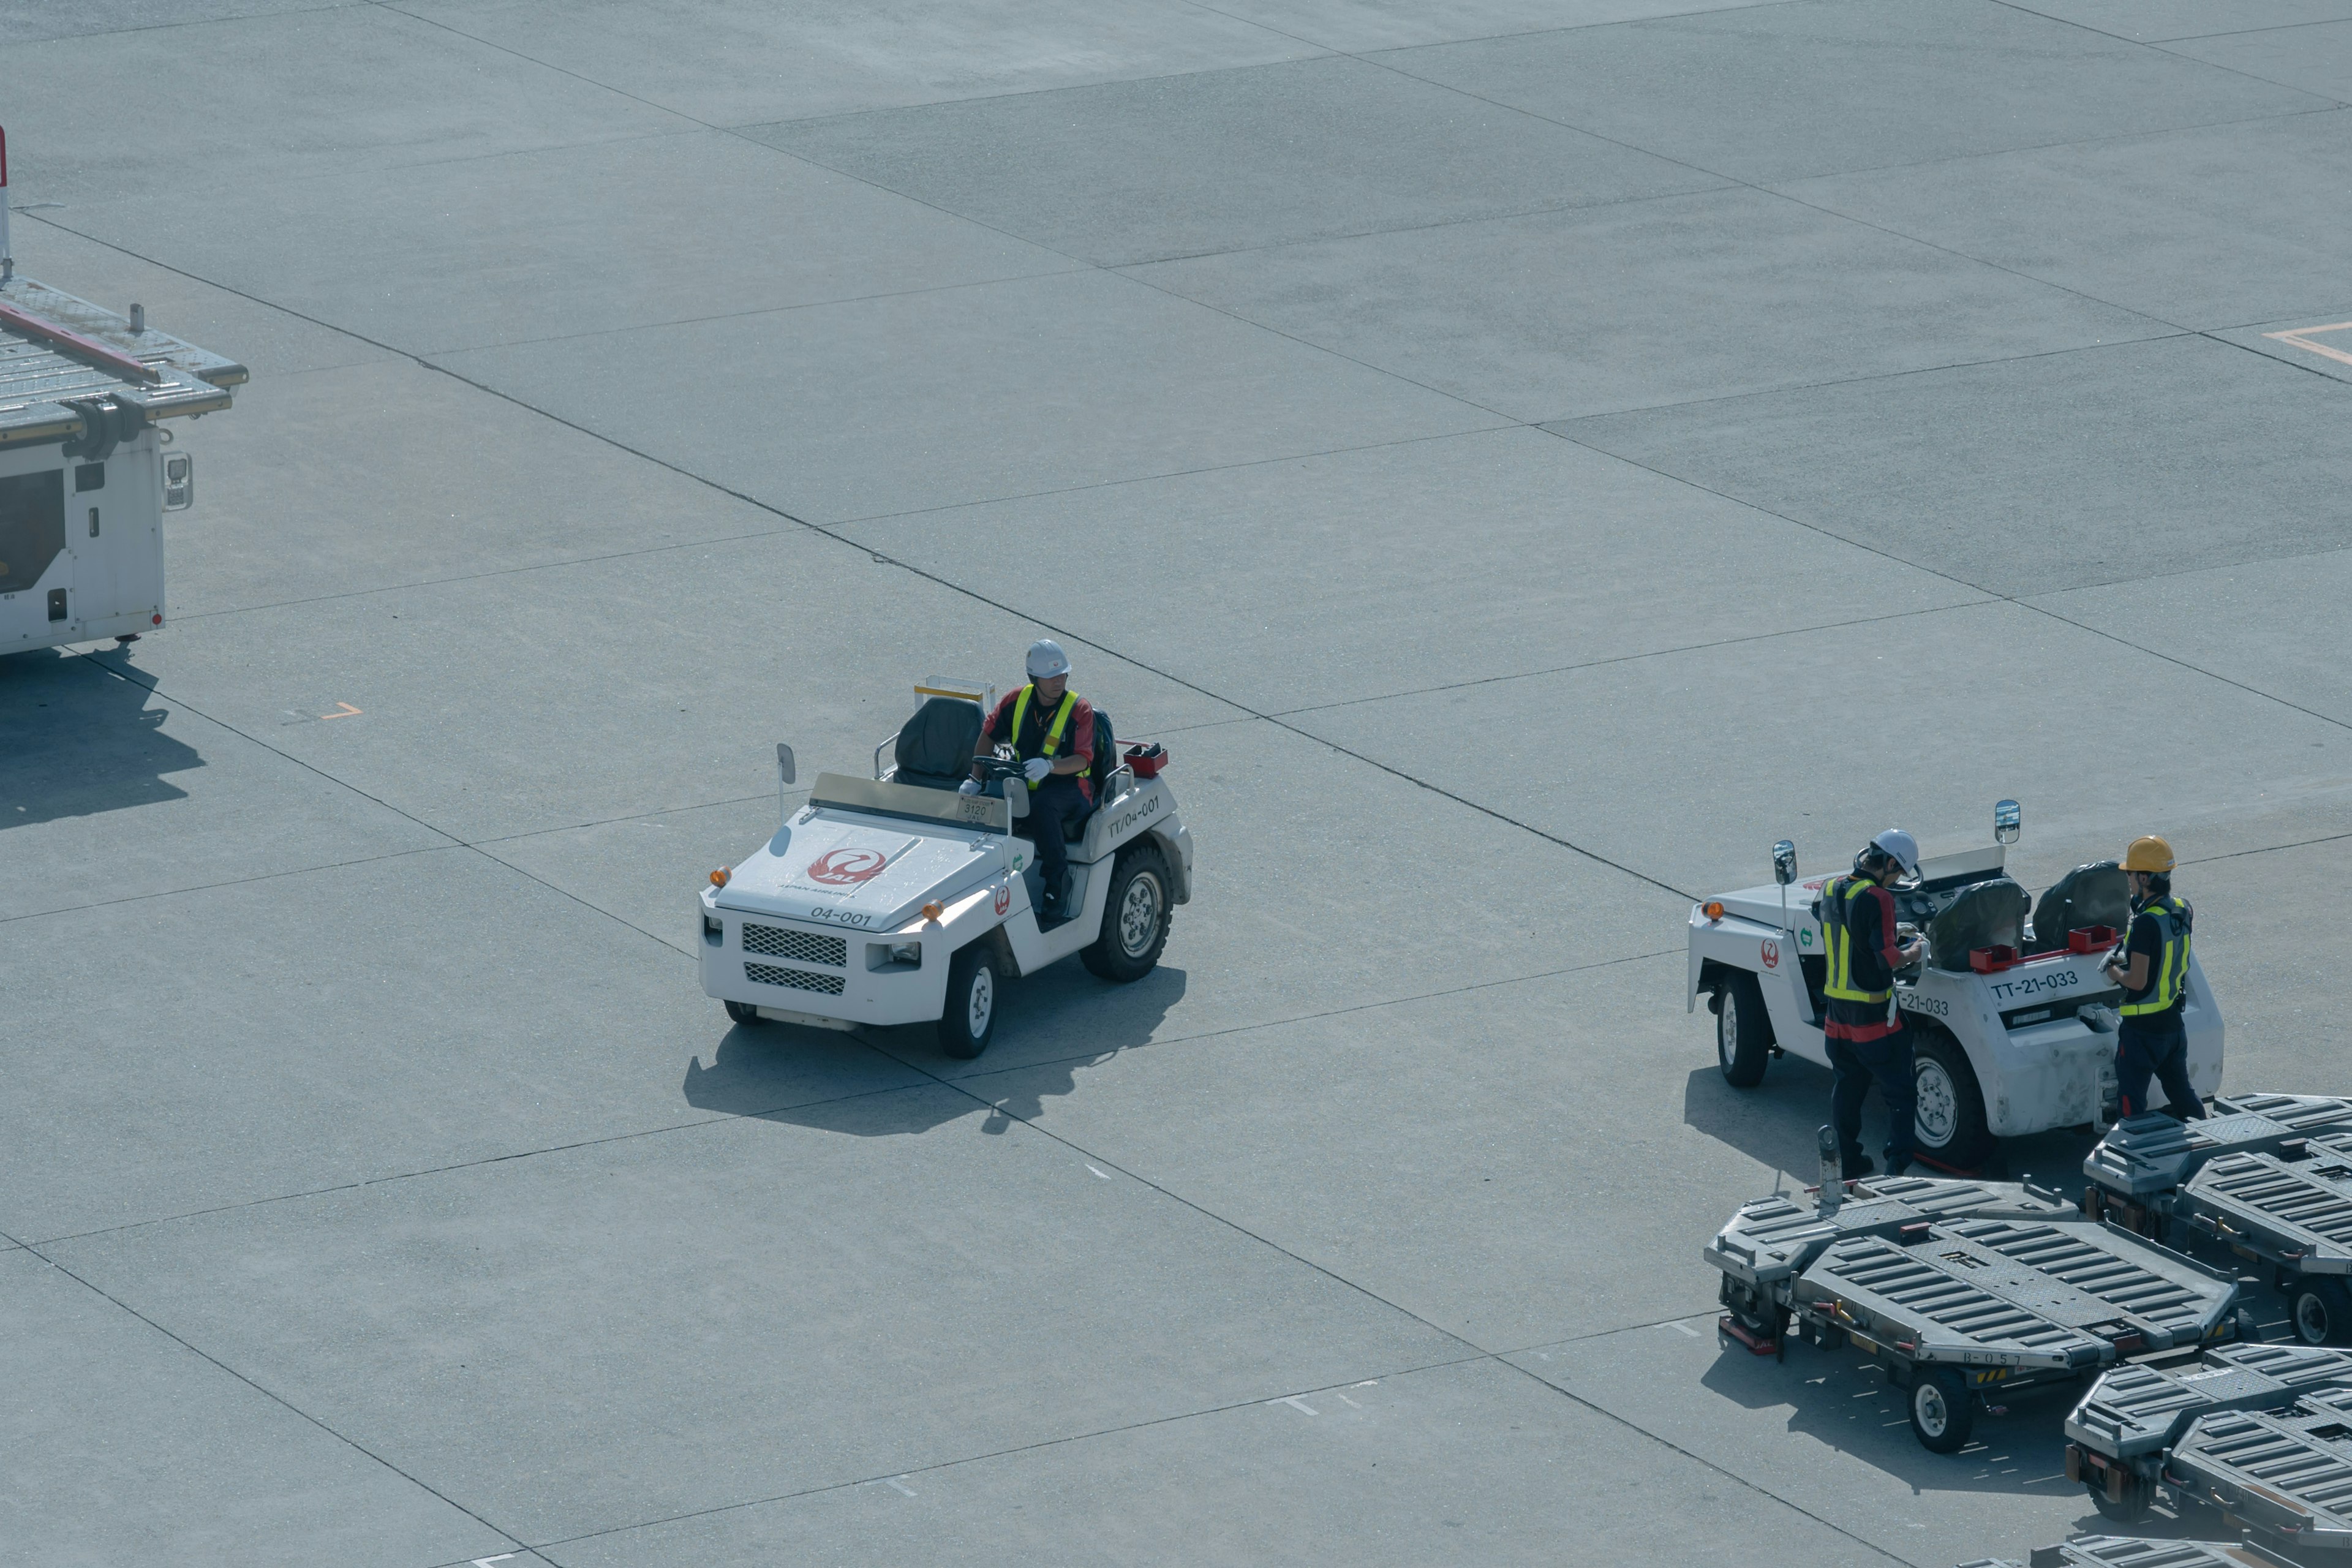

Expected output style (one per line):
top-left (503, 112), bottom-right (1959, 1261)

top-left (0, 648), bottom-right (201, 829)
top-left (1681, 1060), bottom-right (1856, 1180)
top-left (679, 966), bottom-right (1187, 1137)
top-left (1698, 1335), bottom-right (2099, 1504)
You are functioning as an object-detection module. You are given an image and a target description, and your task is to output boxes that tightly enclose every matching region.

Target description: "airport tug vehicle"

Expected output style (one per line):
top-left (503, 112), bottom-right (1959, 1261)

top-left (0, 268), bottom-right (243, 653)
top-left (699, 681), bottom-right (1194, 1058)
top-left (1689, 800), bottom-right (2224, 1169)
top-left (2064, 1340), bottom-right (2352, 1540)
top-left (1966, 1538), bottom-right (2297, 1568)
top-left (1708, 1129), bottom-right (2246, 1455)
top-left (2084, 1096), bottom-right (2352, 1346)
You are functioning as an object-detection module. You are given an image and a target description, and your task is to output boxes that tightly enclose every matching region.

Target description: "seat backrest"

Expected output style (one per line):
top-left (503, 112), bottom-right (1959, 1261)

top-left (1088, 706), bottom-right (1115, 799)
top-left (1927, 878), bottom-right (2031, 972)
top-left (2029, 859), bottom-right (2131, 952)
top-left (893, 695), bottom-right (983, 791)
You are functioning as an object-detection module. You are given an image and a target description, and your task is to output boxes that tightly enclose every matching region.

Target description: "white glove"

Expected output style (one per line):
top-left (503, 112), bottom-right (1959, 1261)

top-left (957, 778), bottom-right (982, 796)
top-left (1023, 757), bottom-right (1052, 783)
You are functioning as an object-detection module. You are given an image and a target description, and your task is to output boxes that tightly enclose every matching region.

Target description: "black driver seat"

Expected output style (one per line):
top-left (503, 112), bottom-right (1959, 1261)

top-left (893, 696), bottom-right (984, 792)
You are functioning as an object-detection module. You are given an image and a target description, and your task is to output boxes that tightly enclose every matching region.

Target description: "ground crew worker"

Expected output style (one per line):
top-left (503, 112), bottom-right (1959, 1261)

top-left (964, 639), bottom-right (1095, 921)
top-left (2103, 835), bottom-right (2206, 1121)
top-left (1822, 829), bottom-right (1929, 1178)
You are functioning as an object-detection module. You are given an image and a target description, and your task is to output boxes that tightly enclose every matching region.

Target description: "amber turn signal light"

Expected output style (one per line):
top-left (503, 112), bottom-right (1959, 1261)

top-left (1702, 901), bottom-right (1725, 921)
top-left (921, 901), bottom-right (944, 921)
top-left (709, 868), bottom-right (730, 888)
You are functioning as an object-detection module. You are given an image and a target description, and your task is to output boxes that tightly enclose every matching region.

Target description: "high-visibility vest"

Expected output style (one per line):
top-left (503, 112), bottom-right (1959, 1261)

top-left (1822, 875), bottom-right (1892, 1004)
top-left (1009, 685), bottom-right (1078, 791)
top-left (2119, 895), bottom-right (2193, 1017)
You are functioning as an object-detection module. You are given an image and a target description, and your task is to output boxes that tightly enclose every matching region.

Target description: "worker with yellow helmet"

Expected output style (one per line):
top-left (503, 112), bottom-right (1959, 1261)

top-left (2102, 835), bottom-right (2206, 1122)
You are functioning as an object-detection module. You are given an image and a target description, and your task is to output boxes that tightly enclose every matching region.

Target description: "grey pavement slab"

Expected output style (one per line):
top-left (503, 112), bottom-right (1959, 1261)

top-left (839, 426), bottom-right (1988, 715)
top-left (1381, 0), bottom-right (2328, 185)
top-left (485, 793), bottom-right (789, 956)
top-left (0, 7), bottom-right (695, 207)
top-left (0, 848), bottom-right (924, 1242)
top-left (0, 1248), bottom-right (517, 1568)
top-left (1129, 185), bottom-right (2169, 423)
top-left (105, 521), bottom-right (1240, 844)
top-left (61, 132), bottom-right (1073, 358)
top-left (154, 358), bottom-right (844, 618)
top-left (0, 650), bottom-right (447, 924)
top-left (1289, 597), bottom-right (2352, 900)
top-left (2162, 18), bottom-right (2352, 104)
top-left (2010, 1), bottom-right (2352, 43)
top-left (957, 954), bottom-right (1777, 1352)
top-left (1199, 0), bottom-right (1777, 52)
top-left (1784, 109), bottom-right (2352, 330)
top-left (749, 55), bottom-right (1725, 267)
top-left (546, 1355), bottom-right (1892, 1568)
top-left (2177, 831), bottom-right (2352, 1087)
top-left (1560, 334), bottom-right (2352, 595)
top-left (2214, 307), bottom-right (2352, 384)
top-left (405, 0), bottom-right (1325, 126)
top-left (1510, 1313), bottom-right (2104, 1568)
top-left (437, 268), bottom-right (1501, 524)
top-left (0, 0), bottom-right (366, 46)
top-left (13, 217), bottom-right (391, 380)
top-left (45, 1101), bottom-right (1464, 1545)
top-left (2032, 548), bottom-right (2352, 728)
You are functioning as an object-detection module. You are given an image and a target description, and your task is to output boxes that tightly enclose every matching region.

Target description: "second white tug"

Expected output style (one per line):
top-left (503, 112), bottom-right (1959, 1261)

top-left (699, 644), bottom-right (1194, 1058)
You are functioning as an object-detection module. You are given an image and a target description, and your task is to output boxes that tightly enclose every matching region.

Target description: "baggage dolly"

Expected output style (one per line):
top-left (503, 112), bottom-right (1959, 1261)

top-left (2065, 1341), bottom-right (2352, 1544)
top-left (2083, 1098), bottom-right (2352, 1345)
top-left (1964, 1538), bottom-right (2297, 1568)
top-left (1709, 1131), bottom-right (2244, 1454)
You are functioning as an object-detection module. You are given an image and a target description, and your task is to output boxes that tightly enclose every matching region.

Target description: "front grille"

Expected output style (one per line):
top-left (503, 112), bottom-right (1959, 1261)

top-left (742, 924), bottom-right (846, 967)
top-left (745, 962), bottom-right (846, 995)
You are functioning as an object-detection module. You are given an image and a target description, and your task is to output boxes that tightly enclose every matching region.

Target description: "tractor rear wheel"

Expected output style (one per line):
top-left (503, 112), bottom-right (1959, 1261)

top-left (1716, 971), bottom-right (1773, 1088)
top-left (1911, 1030), bottom-right (1993, 1169)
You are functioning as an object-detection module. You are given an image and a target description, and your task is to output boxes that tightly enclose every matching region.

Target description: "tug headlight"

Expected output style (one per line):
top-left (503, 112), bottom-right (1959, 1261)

top-left (888, 941), bottom-right (922, 966)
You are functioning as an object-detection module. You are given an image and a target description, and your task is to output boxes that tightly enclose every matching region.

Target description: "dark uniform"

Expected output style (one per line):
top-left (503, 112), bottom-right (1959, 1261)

top-left (981, 683), bottom-right (1095, 913)
top-left (1821, 872), bottom-right (1915, 1175)
top-left (2116, 891), bottom-right (2204, 1120)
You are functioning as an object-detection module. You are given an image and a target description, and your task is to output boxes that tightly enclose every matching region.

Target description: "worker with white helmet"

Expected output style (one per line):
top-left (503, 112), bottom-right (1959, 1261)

top-left (1820, 829), bottom-right (1929, 1177)
top-left (964, 638), bottom-right (1096, 922)
top-left (2103, 835), bottom-right (2206, 1122)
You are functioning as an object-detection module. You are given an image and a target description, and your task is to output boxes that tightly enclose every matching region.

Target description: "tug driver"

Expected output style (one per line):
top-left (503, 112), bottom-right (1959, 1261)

top-left (2103, 835), bottom-right (2206, 1122)
top-left (963, 639), bottom-right (1095, 920)
top-left (1822, 829), bottom-right (1929, 1178)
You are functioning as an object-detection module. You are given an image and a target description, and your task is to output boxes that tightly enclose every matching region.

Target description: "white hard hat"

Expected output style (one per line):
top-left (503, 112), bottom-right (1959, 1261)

top-left (1869, 828), bottom-right (1921, 878)
top-left (1026, 638), bottom-right (1070, 680)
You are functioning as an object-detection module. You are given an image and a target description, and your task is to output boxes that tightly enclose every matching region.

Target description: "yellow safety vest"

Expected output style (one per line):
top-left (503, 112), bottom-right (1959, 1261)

top-left (1009, 685), bottom-right (1078, 791)
top-left (2119, 895), bottom-right (2193, 1017)
top-left (1822, 875), bottom-right (1891, 1004)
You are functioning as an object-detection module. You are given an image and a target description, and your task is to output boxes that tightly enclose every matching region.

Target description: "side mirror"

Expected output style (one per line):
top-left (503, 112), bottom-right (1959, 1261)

top-left (1772, 840), bottom-right (1797, 886)
top-left (775, 744), bottom-right (796, 786)
top-left (1994, 799), bottom-right (2021, 845)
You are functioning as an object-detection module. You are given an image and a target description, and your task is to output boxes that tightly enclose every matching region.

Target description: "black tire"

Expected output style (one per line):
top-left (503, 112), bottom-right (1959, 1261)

top-left (938, 941), bottom-right (1001, 1060)
top-left (1908, 1367), bottom-right (1974, 1454)
top-left (2087, 1469), bottom-right (2155, 1525)
top-left (1716, 971), bottom-right (1772, 1088)
top-left (2293, 1278), bottom-right (2352, 1346)
top-left (723, 1000), bottom-right (763, 1026)
top-left (1911, 1030), bottom-right (1994, 1169)
top-left (1080, 845), bottom-right (1171, 983)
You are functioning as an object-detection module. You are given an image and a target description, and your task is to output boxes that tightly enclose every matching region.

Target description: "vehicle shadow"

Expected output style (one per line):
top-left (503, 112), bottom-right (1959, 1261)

top-left (0, 648), bottom-right (200, 829)
top-left (680, 965), bottom-right (1188, 1137)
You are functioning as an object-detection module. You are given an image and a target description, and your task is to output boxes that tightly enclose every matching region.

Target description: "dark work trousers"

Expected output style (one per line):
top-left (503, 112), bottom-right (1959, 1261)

top-left (1018, 774), bottom-right (1091, 911)
top-left (2116, 1017), bottom-right (2205, 1120)
top-left (1829, 1029), bottom-right (1917, 1175)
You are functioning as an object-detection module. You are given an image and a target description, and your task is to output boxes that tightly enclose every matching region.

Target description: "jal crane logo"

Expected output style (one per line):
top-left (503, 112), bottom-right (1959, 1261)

top-left (1760, 939), bottom-right (1781, 970)
top-left (807, 847), bottom-right (891, 886)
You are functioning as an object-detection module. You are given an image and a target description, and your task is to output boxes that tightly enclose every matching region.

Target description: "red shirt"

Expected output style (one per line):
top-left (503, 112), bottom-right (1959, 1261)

top-left (983, 687), bottom-right (1095, 801)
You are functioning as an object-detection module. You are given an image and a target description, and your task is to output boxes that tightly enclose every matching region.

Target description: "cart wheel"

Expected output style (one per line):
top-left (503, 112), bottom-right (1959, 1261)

top-left (1080, 845), bottom-right (1170, 983)
top-left (1716, 971), bottom-right (1772, 1088)
top-left (2087, 1469), bottom-right (2154, 1525)
top-left (723, 1000), bottom-right (763, 1026)
top-left (2292, 1278), bottom-right (2352, 1346)
top-left (1911, 1031), bottom-right (1993, 1169)
top-left (938, 942), bottom-right (1001, 1060)
top-left (1908, 1368), bottom-right (1974, 1453)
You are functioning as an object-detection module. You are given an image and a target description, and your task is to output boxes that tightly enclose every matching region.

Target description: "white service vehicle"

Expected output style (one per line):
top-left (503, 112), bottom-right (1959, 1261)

top-left (0, 274), bottom-right (242, 653)
top-left (699, 680), bottom-right (1194, 1057)
top-left (1688, 801), bottom-right (2223, 1169)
